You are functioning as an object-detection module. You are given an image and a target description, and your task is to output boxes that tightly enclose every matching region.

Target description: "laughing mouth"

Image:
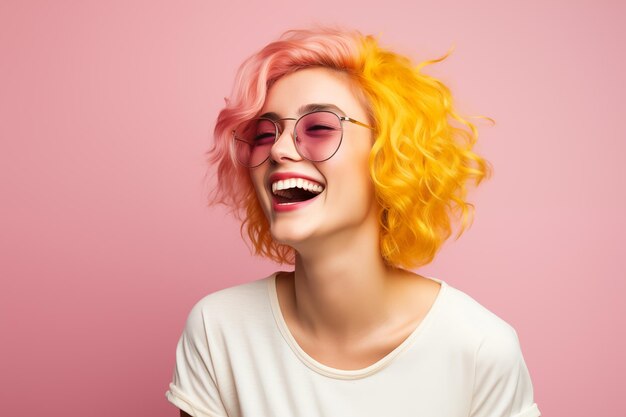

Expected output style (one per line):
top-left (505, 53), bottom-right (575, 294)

top-left (271, 178), bottom-right (324, 204)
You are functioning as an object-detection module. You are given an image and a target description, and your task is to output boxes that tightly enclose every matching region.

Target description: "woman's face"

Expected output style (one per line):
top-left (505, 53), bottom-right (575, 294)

top-left (249, 67), bottom-right (378, 248)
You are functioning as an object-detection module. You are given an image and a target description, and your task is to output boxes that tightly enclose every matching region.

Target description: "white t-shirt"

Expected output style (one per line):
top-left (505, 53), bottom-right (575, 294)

top-left (165, 272), bottom-right (541, 417)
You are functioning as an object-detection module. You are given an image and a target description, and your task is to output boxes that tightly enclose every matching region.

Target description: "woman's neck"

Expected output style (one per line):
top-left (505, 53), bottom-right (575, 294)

top-left (288, 221), bottom-right (405, 343)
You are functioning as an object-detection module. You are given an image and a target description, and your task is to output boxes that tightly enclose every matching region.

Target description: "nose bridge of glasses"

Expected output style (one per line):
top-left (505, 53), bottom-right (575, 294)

top-left (270, 117), bottom-right (300, 156)
top-left (272, 116), bottom-right (300, 141)
top-left (273, 117), bottom-right (298, 135)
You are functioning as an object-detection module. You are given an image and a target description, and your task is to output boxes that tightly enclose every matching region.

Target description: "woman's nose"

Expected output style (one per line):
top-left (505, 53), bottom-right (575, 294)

top-left (268, 123), bottom-right (302, 163)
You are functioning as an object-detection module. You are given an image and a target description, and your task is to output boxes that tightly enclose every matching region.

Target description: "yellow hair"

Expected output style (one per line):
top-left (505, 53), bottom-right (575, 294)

top-left (357, 37), bottom-right (491, 267)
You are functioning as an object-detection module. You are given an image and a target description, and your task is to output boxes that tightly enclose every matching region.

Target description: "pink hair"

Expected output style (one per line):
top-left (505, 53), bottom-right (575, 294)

top-left (207, 27), bottom-right (365, 263)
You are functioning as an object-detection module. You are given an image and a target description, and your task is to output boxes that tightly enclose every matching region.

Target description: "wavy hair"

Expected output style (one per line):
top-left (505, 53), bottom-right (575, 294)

top-left (206, 26), bottom-right (491, 269)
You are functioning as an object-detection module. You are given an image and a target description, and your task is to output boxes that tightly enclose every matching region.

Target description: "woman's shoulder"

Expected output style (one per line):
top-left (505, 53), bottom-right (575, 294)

top-left (191, 271), bottom-right (275, 309)
top-left (436, 280), bottom-right (523, 348)
top-left (182, 271), bottom-right (278, 331)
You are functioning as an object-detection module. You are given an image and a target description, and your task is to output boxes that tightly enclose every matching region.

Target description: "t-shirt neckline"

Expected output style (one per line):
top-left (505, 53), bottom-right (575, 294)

top-left (267, 271), bottom-right (448, 380)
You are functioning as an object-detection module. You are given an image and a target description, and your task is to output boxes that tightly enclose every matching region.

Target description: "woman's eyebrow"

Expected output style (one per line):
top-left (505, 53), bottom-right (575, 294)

top-left (258, 103), bottom-right (347, 120)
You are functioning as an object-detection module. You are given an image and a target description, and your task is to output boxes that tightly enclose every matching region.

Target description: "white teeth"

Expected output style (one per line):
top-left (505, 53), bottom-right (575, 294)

top-left (271, 178), bottom-right (324, 194)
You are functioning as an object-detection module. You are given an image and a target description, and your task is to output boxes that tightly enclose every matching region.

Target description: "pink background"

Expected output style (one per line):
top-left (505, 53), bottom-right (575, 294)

top-left (1, 1), bottom-right (624, 416)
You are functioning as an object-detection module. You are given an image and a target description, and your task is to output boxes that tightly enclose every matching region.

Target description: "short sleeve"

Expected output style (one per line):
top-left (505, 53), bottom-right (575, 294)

top-left (165, 300), bottom-right (229, 417)
top-left (469, 326), bottom-right (541, 417)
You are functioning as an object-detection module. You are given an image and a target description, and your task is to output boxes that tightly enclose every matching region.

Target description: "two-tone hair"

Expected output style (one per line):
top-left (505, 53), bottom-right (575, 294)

top-left (206, 26), bottom-right (491, 269)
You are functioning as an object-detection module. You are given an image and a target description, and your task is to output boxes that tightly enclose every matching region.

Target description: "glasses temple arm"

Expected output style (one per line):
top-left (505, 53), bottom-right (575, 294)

top-left (343, 117), bottom-right (376, 131)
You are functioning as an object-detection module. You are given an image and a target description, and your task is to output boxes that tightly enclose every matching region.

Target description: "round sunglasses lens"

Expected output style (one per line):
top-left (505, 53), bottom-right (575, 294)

top-left (234, 118), bottom-right (275, 167)
top-left (295, 112), bottom-right (342, 161)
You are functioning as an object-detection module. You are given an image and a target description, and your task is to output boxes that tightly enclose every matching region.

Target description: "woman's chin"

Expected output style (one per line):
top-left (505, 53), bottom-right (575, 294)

top-left (269, 223), bottom-right (319, 247)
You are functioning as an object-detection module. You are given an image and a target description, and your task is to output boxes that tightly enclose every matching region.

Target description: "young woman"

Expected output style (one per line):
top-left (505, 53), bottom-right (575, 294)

top-left (165, 27), bottom-right (541, 417)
